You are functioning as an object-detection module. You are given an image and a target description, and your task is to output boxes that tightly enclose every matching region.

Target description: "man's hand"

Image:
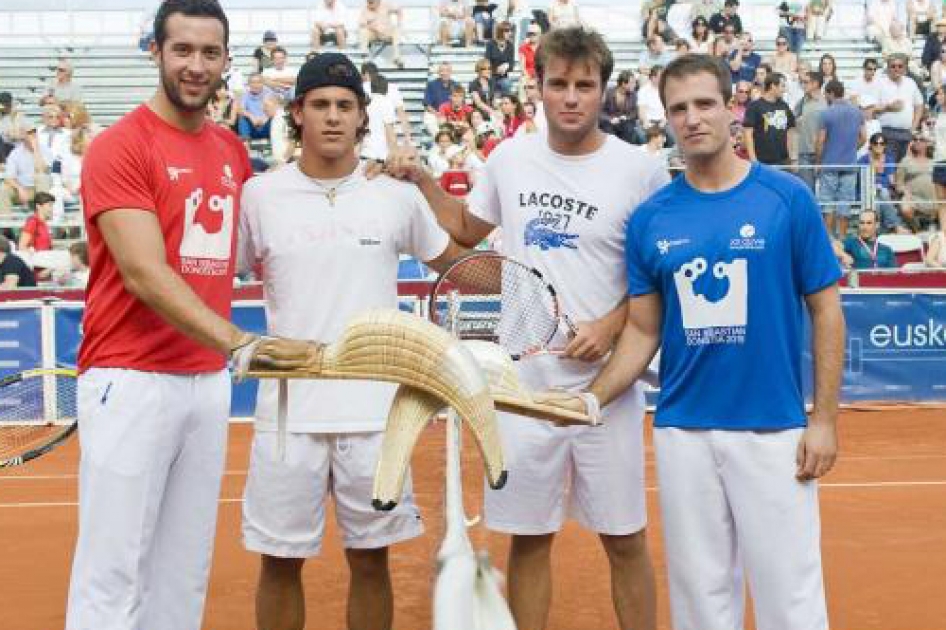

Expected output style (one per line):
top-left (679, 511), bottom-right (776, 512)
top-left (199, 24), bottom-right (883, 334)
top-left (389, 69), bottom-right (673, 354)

top-left (887, 99), bottom-right (904, 112)
top-left (795, 417), bottom-right (838, 481)
top-left (562, 319), bottom-right (617, 362)
top-left (251, 338), bottom-right (324, 370)
top-left (365, 144), bottom-right (427, 182)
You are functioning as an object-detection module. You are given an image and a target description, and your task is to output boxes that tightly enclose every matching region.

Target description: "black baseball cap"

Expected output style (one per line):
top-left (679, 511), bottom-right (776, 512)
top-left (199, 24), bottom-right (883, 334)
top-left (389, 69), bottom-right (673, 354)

top-left (294, 52), bottom-right (366, 100)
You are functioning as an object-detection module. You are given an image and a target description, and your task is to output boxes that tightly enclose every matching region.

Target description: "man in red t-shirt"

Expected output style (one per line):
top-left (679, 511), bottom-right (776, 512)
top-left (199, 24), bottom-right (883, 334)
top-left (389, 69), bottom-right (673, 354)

top-left (437, 84), bottom-right (474, 129)
top-left (518, 23), bottom-right (541, 79)
top-left (18, 191), bottom-right (54, 253)
top-left (65, 3), bottom-right (319, 630)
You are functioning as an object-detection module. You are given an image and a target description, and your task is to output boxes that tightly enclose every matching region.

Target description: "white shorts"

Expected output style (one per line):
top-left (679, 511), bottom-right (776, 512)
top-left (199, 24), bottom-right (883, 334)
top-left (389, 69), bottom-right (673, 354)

top-left (242, 430), bottom-right (423, 557)
top-left (66, 368), bottom-right (231, 630)
top-left (484, 382), bottom-right (647, 536)
top-left (654, 427), bottom-right (828, 630)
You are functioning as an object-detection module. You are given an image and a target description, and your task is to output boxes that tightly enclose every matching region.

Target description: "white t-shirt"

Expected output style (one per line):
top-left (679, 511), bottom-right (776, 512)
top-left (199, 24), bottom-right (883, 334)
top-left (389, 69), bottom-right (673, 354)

top-left (364, 80), bottom-right (405, 110)
top-left (314, 0), bottom-right (348, 26)
top-left (877, 75), bottom-right (924, 131)
top-left (466, 133), bottom-right (669, 393)
top-left (848, 76), bottom-right (885, 108)
top-left (238, 163), bottom-right (449, 432)
top-left (637, 83), bottom-right (666, 126)
top-left (362, 91), bottom-right (397, 160)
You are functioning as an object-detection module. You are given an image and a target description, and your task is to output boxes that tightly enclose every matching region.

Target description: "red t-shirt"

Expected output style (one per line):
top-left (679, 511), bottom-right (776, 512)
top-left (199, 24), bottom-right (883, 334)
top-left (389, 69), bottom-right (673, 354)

top-left (440, 170), bottom-right (472, 197)
top-left (518, 42), bottom-right (537, 79)
top-left (78, 105), bottom-right (252, 373)
top-left (22, 215), bottom-right (52, 251)
top-left (438, 102), bottom-right (473, 125)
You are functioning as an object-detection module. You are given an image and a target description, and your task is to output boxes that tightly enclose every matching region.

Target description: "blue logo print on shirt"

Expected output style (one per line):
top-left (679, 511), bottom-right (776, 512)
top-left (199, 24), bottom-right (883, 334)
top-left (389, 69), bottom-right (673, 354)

top-left (524, 217), bottom-right (579, 251)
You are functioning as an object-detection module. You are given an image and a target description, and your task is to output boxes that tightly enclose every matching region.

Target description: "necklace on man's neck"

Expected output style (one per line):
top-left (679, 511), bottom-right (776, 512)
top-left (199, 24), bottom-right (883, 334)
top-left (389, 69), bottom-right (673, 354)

top-left (307, 169), bottom-right (359, 207)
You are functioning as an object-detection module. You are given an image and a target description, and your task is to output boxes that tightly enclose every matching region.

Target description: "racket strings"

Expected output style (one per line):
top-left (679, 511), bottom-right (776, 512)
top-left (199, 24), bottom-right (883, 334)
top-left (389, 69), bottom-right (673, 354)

top-left (0, 374), bottom-right (77, 459)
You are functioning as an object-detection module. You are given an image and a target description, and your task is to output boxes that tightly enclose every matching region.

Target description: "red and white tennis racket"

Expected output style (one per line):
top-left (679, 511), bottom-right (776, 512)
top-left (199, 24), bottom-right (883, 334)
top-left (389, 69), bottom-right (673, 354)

top-left (428, 251), bottom-right (577, 360)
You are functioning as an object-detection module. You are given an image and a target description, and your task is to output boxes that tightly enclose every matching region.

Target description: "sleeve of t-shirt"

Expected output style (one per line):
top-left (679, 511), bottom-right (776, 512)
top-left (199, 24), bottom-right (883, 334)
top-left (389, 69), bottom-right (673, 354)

top-left (625, 208), bottom-right (658, 297)
top-left (911, 80), bottom-right (924, 106)
top-left (791, 185), bottom-right (843, 295)
top-left (403, 185), bottom-right (451, 263)
top-left (81, 126), bottom-right (156, 224)
top-left (382, 98), bottom-right (397, 124)
top-left (786, 104), bottom-right (797, 129)
top-left (465, 151), bottom-right (501, 227)
top-left (743, 102), bottom-right (759, 130)
top-left (21, 215), bottom-right (38, 242)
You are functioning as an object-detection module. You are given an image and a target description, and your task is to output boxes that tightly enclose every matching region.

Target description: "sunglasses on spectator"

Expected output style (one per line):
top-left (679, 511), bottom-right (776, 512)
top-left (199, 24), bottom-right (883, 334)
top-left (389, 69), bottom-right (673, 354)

top-left (865, 65), bottom-right (878, 71)
top-left (56, 67), bottom-right (68, 73)
top-left (872, 140), bottom-right (886, 146)
top-left (889, 63), bottom-right (905, 68)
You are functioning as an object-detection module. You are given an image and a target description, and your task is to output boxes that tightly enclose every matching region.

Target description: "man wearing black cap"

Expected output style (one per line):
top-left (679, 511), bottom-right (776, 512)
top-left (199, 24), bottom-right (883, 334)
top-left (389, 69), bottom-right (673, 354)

top-left (253, 29), bottom-right (280, 73)
top-left (238, 52), bottom-right (464, 630)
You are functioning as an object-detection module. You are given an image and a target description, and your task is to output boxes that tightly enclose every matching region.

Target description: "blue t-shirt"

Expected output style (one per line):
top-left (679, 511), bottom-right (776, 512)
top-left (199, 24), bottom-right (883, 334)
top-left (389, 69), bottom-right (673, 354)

top-left (819, 101), bottom-right (863, 167)
top-left (626, 162), bottom-right (842, 430)
top-left (729, 50), bottom-right (761, 84)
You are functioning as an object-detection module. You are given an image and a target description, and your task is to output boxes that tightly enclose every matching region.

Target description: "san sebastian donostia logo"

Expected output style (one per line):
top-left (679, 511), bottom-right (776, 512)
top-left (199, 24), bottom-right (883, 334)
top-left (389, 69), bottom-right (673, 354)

top-left (730, 223), bottom-right (766, 251)
top-left (657, 237), bottom-right (690, 255)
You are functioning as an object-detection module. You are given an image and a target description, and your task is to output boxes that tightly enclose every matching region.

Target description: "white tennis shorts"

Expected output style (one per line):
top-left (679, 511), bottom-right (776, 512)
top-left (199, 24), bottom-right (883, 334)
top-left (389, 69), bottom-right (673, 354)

top-left (484, 382), bottom-right (647, 536)
top-left (242, 430), bottom-right (423, 557)
top-left (66, 367), bottom-right (231, 630)
top-left (654, 427), bottom-right (828, 630)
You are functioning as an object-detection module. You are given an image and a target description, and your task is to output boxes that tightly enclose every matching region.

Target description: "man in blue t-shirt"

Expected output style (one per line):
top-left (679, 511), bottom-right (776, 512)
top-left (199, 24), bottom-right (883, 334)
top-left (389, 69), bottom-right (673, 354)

top-left (550, 55), bottom-right (846, 630)
top-left (817, 80), bottom-right (866, 238)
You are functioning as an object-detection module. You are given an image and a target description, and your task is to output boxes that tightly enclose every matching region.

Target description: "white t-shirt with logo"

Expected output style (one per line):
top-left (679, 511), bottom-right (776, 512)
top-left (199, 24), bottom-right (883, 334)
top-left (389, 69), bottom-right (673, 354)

top-left (466, 133), bottom-right (669, 393)
top-left (239, 163), bottom-right (449, 432)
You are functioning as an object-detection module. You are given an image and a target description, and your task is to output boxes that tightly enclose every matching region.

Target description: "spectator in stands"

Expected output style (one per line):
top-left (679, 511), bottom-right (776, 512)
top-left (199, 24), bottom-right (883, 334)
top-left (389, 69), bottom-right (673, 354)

top-left (921, 17), bottom-right (946, 70)
top-left (223, 55), bottom-right (246, 96)
top-left (931, 84), bottom-right (946, 229)
top-left (807, 0), bottom-right (832, 41)
top-left (602, 70), bottom-right (643, 144)
top-left (427, 128), bottom-right (456, 177)
top-left (743, 72), bottom-right (797, 166)
top-left (253, 30), bottom-right (280, 73)
top-left (0, 92), bottom-right (26, 164)
top-left (439, 0), bottom-right (475, 46)
top-left (896, 133), bottom-right (936, 231)
top-left (311, 0), bottom-right (349, 52)
top-left (878, 53), bottom-right (925, 164)
top-left (264, 95), bottom-right (292, 166)
top-left (19, 191), bottom-right (54, 255)
top-left (0, 235), bottom-right (35, 288)
top-left (362, 61), bottom-right (412, 143)
top-left (56, 241), bottom-right (89, 288)
top-left (517, 100), bottom-right (541, 136)
top-left (37, 104), bottom-right (71, 172)
top-left (674, 39), bottom-right (691, 55)
top-left (486, 21), bottom-right (516, 94)
top-left (471, 0), bottom-right (498, 42)
top-left (849, 58), bottom-right (884, 113)
top-left (642, 124), bottom-right (669, 168)
top-left (423, 62), bottom-right (460, 137)
top-left (689, 16), bottom-right (714, 53)
top-left (519, 23), bottom-right (541, 80)
top-left (795, 70), bottom-right (826, 191)
top-left (61, 127), bottom-right (90, 205)
top-left (438, 84), bottom-right (474, 128)
top-left (209, 82), bottom-right (239, 131)
top-left (262, 47), bottom-right (298, 101)
top-left (475, 120), bottom-right (499, 157)
top-left (359, 0), bottom-right (405, 68)
top-left (362, 73), bottom-right (398, 161)
top-left (930, 46), bottom-right (946, 91)
top-left (460, 126), bottom-right (486, 172)
top-left (440, 145), bottom-right (473, 195)
top-left (639, 35), bottom-right (674, 75)
top-left (729, 80), bottom-right (752, 123)
top-left (767, 34), bottom-right (798, 76)
top-left (0, 123), bottom-right (49, 214)
top-left (499, 93), bottom-right (524, 137)
top-left (238, 73), bottom-right (274, 141)
top-left (549, 0), bottom-right (581, 30)
top-left (925, 226), bottom-right (946, 265)
top-left (907, 0), bottom-right (934, 37)
top-left (818, 79), bottom-right (865, 237)
top-left (642, 0), bottom-right (675, 43)
top-left (729, 32), bottom-right (761, 84)
top-left (818, 54), bottom-right (839, 88)
top-left (520, 78), bottom-right (548, 131)
top-left (709, 0), bottom-right (743, 36)
top-left (690, 0), bottom-right (720, 21)
top-left (637, 65), bottom-right (667, 132)
top-left (710, 35), bottom-right (731, 59)
top-left (47, 58), bottom-right (83, 104)
top-left (777, 1), bottom-right (807, 54)
top-left (838, 209), bottom-right (896, 268)
top-left (469, 58), bottom-right (498, 117)
top-left (62, 101), bottom-right (99, 137)
top-left (859, 132), bottom-right (902, 231)
top-left (867, 0), bottom-right (897, 42)
top-left (881, 21), bottom-right (916, 68)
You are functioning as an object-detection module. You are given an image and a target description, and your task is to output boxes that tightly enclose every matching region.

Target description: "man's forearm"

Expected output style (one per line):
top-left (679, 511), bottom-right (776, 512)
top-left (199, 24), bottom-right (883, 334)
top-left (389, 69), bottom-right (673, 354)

top-left (416, 172), bottom-right (482, 247)
top-left (588, 321), bottom-right (660, 407)
top-left (808, 293), bottom-right (845, 421)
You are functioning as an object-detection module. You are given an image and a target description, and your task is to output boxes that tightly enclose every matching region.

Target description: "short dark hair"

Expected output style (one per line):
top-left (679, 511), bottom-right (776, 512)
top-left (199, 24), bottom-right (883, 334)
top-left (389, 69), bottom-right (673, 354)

top-left (862, 57), bottom-right (878, 69)
top-left (154, 0), bottom-right (229, 49)
top-left (763, 71), bottom-right (785, 92)
top-left (33, 192), bottom-right (55, 207)
top-left (806, 71), bottom-right (824, 88)
top-left (285, 90), bottom-right (369, 145)
top-left (825, 79), bottom-right (844, 97)
top-left (535, 26), bottom-right (614, 88)
top-left (659, 54), bottom-right (732, 107)
top-left (70, 241), bottom-right (89, 266)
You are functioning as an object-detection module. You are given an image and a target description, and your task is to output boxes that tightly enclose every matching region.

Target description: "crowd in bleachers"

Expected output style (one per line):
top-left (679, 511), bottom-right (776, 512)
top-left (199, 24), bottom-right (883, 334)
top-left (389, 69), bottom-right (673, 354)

top-left (3, 0), bottom-right (946, 282)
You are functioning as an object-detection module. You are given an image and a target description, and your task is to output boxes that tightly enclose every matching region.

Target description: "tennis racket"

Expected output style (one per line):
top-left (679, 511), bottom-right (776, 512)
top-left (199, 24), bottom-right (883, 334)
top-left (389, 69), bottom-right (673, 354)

top-left (428, 251), bottom-right (577, 360)
top-left (0, 368), bottom-right (78, 468)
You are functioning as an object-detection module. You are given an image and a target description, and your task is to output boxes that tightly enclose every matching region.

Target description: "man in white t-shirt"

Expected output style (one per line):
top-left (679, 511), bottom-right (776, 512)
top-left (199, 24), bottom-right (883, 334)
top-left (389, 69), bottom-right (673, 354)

top-left (361, 77), bottom-right (398, 160)
top-left (638, 65), bottom-right (668, 129)
top-left (239, 52), bottom-right (464, 630)
top-left (876, 52), bottom-right (924, 163)
top-left (261, 47), bottom-right (298, 101)
top-left (311, 0), bottom-right (349, 52)
top-left (362, 61), bottom-right (413, 144)
top-left (383, 26), bottom-right (667, 630)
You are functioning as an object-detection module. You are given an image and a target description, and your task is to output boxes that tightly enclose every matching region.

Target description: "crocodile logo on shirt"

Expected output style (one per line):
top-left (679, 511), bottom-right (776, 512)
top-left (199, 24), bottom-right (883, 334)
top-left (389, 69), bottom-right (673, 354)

top-left (523, 217), bottom-right (578, 251)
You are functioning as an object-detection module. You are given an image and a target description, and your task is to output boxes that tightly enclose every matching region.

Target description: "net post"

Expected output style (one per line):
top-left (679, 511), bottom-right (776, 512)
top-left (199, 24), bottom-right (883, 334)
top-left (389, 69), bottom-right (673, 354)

top-left (40, 298), bottom-right (59, 421)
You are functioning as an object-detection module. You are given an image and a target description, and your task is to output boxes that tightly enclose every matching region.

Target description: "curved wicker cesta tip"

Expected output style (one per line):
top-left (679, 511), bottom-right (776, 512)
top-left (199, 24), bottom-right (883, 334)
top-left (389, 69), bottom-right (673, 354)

top-left (245, 309), bottom-right (508, 495)
top-left (461, 341), bottom-right (598, 426)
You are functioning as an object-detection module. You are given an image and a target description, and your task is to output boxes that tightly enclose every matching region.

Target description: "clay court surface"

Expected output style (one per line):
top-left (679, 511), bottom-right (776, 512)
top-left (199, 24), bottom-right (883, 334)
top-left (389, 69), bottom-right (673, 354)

top-left (1, 408), bottom-right (945, 630)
